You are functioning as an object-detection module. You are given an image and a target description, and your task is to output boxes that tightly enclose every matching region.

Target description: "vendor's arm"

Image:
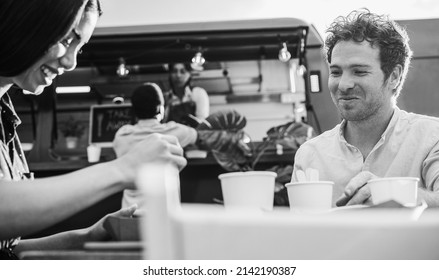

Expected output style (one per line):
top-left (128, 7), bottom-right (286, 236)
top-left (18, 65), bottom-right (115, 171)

top-left (192, 87), bottom-right (209, 120)
top-left (0, 133), bottom-right (186, 240)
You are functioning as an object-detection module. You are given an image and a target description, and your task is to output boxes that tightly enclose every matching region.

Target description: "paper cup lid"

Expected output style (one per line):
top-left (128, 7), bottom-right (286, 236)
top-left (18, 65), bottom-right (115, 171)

top-left (218, 171), bottom-right (277, 180)
top-left (285, 181), bottom-right (334, 186)
top-left (368, 177), bottom-right (419, 183)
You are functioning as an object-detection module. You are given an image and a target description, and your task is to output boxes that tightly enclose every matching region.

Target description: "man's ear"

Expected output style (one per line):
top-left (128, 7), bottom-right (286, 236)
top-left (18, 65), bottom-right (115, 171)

top-left (389, 64), bottom-right (403, 90)
top-left (157, 105), bottom-right (165, 121)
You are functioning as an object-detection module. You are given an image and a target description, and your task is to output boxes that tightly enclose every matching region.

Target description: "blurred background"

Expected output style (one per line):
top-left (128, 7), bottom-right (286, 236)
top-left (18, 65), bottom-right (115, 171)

top-left (98, 0), bottom-right (439, 37)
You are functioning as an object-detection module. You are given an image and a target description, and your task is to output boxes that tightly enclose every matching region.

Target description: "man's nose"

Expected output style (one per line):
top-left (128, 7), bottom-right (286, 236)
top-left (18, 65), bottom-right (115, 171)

top-left (338, 73), bottom-right (355, 92)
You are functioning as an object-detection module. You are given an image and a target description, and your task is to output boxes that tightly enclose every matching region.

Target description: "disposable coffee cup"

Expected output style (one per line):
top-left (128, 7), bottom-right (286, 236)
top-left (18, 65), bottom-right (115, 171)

top-left (218, 171), bottom-right (277, 211)
top-left (368, 177), bottom-right (419, 206)
top-left (87, 144), bottom-right (101, 163)
top-left (285, 181), bottom-right (334, 210)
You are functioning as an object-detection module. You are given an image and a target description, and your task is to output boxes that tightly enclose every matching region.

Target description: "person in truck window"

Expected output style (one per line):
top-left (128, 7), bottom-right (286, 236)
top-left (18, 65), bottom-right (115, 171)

top-left (0, 0), bottom-right (186, 259)
top-left (164, 63), bottom-right (210, 127)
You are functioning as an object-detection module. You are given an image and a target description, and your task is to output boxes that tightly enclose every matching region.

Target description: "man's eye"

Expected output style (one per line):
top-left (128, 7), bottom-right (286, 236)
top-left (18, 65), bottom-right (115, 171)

top-left (355, 71), bottom-right (368, 75)
top-left (330, 71), bottom-right (341, 76)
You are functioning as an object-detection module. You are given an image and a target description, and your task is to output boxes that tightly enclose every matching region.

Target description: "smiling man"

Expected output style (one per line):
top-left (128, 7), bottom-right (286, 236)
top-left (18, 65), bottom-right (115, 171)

top-left (292, 9), bottom-right (439, 207)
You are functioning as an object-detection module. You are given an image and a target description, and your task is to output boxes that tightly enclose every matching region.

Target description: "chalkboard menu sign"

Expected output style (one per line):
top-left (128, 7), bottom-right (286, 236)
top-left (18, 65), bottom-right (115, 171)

top-left (89, 104), bottom-right (135, 147)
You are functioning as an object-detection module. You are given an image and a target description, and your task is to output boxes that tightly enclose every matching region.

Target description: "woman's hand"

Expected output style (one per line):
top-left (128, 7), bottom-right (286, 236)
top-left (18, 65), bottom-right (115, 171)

top-left (113, 133), bottom-right (187, 188)
top-left (85, 205), bottom-right (138, 242)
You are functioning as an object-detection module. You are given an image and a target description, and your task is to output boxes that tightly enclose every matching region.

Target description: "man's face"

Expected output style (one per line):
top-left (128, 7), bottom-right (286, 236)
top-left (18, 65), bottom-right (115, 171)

top-left (328, 40), bottom-right (394, 122)
top-left (11, 10), bottom-right (98, 95)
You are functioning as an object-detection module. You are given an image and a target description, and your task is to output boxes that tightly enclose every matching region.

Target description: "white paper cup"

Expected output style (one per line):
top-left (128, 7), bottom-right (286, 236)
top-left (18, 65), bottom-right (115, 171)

top-left (87, 145), bottom-right (101, 163)
top-left (218, 171), bottom-right (277, 210)
top-left (368, 177), bottom-right (419, 206)
top-left (285, 181), bottom-right (334, 210)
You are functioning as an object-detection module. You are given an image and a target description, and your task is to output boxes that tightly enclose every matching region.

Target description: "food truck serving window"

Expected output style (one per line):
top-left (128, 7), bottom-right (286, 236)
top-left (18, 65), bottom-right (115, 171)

top-left (89, 104), bottom-right (135, 147)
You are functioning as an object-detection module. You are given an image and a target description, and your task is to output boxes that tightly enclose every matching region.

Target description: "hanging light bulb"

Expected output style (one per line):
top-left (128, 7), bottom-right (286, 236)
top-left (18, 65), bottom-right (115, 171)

top-left (117, 57), bottom-right (129, 78)
top-left (278, 42), bottom-right (291, 63)
top-left (297, 64), bottom-right (307, 77)
top-left (191, 51), bottom-right (205, 69)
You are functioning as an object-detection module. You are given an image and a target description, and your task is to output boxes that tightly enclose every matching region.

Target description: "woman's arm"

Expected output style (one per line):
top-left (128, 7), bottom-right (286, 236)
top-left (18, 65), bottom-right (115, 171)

top-left (0, 133), bottom-right (186, 240)
top-left (14, 206), bottom-right (137, 254)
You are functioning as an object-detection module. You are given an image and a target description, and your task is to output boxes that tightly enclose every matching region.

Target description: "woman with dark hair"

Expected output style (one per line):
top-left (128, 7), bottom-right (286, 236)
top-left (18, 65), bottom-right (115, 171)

top-left (164, 63), bottom-right (210, 127)
top-left (0, 0), bottom-right (186, 259)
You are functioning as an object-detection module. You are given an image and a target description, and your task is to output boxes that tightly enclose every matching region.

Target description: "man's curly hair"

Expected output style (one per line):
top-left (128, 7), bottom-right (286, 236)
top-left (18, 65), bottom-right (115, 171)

top-left (324, 9), bottom-right (412, 97)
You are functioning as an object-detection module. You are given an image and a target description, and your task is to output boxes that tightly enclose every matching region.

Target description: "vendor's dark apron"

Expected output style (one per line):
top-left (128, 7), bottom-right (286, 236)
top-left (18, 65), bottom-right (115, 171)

top-left (167, 101), bottom-right (198, 127)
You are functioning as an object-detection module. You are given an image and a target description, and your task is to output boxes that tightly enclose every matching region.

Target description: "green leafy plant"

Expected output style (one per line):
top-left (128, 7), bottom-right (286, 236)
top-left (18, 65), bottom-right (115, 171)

top-left (60, 116), bottom-right (86, 138)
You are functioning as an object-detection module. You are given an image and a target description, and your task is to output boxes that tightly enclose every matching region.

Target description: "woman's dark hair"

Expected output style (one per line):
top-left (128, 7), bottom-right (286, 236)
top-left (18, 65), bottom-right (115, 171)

top-left (324, 8), bottom-right (412, 97)
top-left (86, 0), bottom-right (103, 16)
top-left (131, 83), bottom-right (164, 119)
top-left (0, 0), bottom-right (102, 77)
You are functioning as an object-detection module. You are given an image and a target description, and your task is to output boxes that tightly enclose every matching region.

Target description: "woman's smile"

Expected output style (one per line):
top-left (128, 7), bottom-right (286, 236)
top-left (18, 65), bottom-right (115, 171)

top-left (40, 64), bottom-right (60, 85)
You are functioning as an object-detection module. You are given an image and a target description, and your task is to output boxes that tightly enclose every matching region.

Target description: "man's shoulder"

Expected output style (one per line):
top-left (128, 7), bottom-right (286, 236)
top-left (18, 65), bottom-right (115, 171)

top-left (393, 110), bottom-right (439, 145)
top-left (115, 124), bottom-right (135, 136)
top-left (399, 109), bottom-right (439, 127)
top-left (163, 121), bottom-right (196, 132)
top-left (162, 120), bottom-right (180, 128)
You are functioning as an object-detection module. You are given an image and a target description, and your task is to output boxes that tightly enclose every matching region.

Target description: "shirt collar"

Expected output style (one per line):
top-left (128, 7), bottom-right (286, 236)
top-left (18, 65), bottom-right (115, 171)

top-left (379, 106), bottom-right (400, 141)
top-left (338, 107), bottom-right (400, 143)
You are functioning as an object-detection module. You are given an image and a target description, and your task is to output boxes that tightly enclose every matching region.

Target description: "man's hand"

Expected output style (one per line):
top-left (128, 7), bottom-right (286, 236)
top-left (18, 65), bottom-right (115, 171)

top-left (336, 171), bottom-right (378, 207)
